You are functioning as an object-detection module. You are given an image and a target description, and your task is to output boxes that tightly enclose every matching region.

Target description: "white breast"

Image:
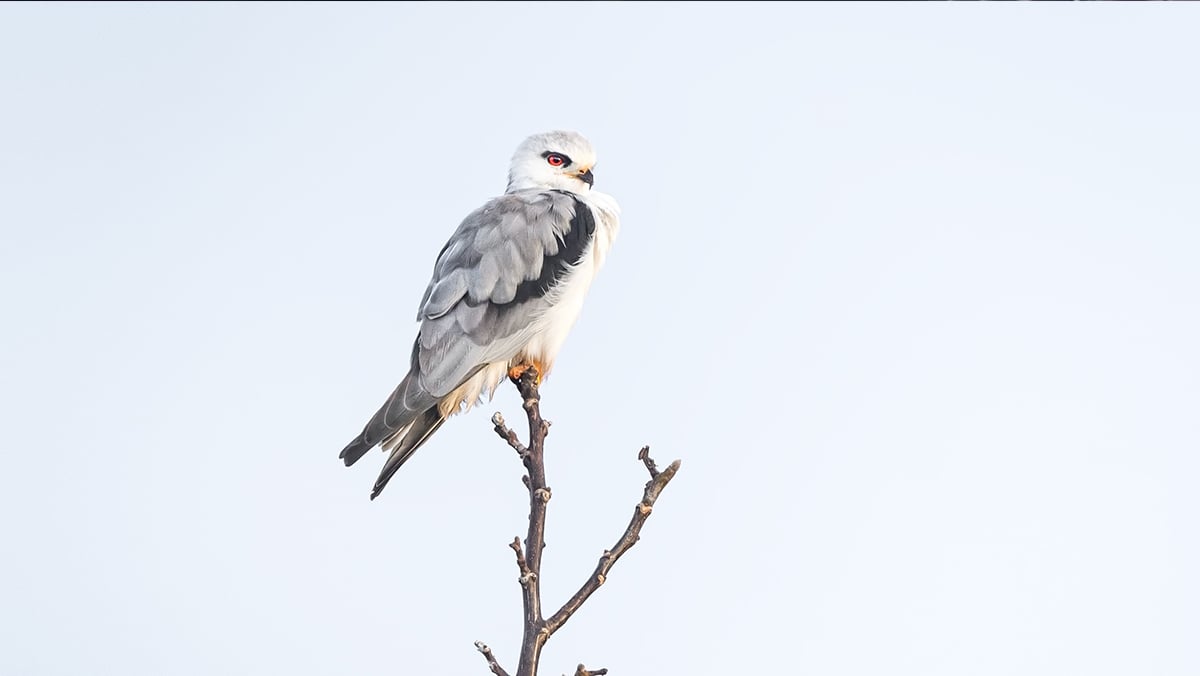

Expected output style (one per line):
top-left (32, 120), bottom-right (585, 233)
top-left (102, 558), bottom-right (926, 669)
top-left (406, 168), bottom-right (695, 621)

top-left (520, 190), bottom-right (619, 373)
top-left (438, 191), bottom-right (620, 416)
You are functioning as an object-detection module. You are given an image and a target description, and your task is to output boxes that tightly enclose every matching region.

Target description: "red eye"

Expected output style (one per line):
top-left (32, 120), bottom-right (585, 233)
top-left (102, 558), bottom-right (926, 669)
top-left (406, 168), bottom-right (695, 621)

top-left (546, 154), bottom-right (566, 167)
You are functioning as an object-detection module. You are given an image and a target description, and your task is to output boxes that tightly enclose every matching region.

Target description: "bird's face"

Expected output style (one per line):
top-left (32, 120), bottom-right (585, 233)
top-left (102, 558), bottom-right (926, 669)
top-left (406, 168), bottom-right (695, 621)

top-left (506, 131), bottom-right (598, 194)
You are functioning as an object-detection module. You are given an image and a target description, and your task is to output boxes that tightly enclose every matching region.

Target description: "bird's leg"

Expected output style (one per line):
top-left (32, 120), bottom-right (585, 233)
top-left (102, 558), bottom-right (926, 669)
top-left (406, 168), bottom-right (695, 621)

top-left (508, 360), bottom-right (544, 385)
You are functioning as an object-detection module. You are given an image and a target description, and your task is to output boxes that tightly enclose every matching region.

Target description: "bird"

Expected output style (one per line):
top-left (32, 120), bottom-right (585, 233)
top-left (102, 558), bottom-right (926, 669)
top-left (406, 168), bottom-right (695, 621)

top-left (340, 131), bottom-right (621, 500)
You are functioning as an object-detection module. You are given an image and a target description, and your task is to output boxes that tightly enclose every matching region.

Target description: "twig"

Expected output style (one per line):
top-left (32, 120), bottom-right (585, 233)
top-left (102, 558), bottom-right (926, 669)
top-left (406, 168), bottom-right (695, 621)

top-left (573, 665), bottom-right (608, 676)
top-left (545, 450), bottom-right (680, 636)
top-left (510, 536), bottom-right (533, 584)
top-left (474, 641), bottom-right (511, 676)
top-left (637, 446), bottom-right (658, 478)
top-left (492, 412), bottom-right (528, 458)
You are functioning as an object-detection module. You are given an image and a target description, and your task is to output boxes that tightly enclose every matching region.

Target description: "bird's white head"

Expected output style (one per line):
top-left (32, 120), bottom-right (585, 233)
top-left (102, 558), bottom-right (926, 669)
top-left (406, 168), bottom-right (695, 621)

top-left (506, 130), bottom-right (598, 194)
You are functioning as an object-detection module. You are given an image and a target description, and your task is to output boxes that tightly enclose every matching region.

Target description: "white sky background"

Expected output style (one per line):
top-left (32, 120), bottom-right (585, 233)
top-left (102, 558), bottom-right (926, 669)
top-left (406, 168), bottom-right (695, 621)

top-left (2, 3), bottom-right (1198, 674)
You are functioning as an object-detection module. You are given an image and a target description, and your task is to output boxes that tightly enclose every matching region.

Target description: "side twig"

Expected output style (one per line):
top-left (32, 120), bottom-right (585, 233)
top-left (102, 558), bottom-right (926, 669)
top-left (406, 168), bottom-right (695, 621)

top-left (474, 641), bottom-right (510, 676)
top-left (545, 448), bottom-right (680, 636)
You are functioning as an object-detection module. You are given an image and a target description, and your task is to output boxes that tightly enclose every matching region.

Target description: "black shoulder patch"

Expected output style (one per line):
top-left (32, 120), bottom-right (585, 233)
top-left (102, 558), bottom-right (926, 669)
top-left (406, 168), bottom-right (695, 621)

top-left (508, 193), bottom-right (596, 305)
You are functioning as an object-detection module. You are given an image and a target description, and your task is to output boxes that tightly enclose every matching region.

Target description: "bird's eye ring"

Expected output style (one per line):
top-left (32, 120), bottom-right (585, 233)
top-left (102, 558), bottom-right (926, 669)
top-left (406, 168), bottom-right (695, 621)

top-left (546, 153), bottom-right (567, 167)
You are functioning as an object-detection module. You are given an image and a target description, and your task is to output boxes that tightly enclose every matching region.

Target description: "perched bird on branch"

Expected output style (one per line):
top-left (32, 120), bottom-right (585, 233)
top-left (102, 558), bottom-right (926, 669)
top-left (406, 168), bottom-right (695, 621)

top-left (339, 131), bottom-right (621, 500)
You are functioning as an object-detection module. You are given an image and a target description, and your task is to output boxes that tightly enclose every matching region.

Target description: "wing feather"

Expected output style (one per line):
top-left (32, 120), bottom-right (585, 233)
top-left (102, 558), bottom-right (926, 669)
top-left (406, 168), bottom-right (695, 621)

top-left (411, 190), bottom-right (595, 398)
top-left (423, 271), bottom-right (467, 319)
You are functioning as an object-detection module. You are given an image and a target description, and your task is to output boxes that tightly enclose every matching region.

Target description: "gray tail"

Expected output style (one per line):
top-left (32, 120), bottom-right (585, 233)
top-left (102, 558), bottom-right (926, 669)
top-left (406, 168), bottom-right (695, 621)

top-left (340, 431), bottom-right (378, 468)
top-left (338, 377), bottom-right (414, 468)
top-left (340, 338), bottom-right (432, 469)
top-left (369, 406), bottom-right (446, 500)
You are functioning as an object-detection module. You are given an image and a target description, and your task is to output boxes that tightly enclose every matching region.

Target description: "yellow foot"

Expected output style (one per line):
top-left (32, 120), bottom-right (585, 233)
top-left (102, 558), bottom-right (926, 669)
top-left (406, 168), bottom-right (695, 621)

top-left (508, 361), bottom-right (544, 384)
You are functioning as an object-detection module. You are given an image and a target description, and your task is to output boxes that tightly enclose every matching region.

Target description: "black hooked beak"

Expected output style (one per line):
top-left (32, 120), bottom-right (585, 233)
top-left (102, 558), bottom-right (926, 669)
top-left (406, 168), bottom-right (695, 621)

top-left (577, 168), bottom-right (594, 187)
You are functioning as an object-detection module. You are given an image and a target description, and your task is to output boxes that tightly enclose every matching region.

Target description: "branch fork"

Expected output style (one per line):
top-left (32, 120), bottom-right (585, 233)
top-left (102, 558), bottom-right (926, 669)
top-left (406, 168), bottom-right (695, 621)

top-left (475, 367), bottom-right (681, 676)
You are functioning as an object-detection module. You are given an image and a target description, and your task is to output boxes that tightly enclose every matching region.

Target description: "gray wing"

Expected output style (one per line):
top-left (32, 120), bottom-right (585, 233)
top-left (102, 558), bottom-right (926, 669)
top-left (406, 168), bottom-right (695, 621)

top-left (413, 189), bottom-right (595, 397)
top-left (339, 189), bottom-right (595, 472)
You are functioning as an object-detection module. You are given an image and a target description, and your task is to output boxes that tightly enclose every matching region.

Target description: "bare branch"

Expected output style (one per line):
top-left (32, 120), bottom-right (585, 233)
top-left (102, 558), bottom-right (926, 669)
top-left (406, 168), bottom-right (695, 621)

top-left (474, 641), bottom-right (511, 676)
top-left (512, 368), bottom-right (551, 676)
top-left (476, 367), bottom-right (681, 676)
top-left (545, 450), bottom-right (680, 636)
top-left (492, 412), bottom-right (528, 458)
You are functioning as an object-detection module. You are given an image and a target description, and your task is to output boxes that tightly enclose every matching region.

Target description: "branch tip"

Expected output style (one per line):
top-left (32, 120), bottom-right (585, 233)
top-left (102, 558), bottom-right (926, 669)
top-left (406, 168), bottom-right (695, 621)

top-left (492, 412), bottom-right (528, 457)
top-left (637, 445), bottom-right (658, 477)
top-left (474, 641), bottom-right (510, 676)
top-left (508, 536), bottom-right (532, 577)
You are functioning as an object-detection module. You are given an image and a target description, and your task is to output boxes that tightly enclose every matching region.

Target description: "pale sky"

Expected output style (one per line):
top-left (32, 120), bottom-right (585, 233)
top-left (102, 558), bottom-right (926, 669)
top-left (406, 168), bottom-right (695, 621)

top-left (2, 4), bottom-right (1197, 675)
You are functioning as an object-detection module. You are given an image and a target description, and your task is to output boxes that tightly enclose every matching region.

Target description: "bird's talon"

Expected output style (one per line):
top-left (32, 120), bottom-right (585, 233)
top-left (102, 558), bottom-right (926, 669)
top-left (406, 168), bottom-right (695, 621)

top-left (508, 362), bottom-right (544, 385)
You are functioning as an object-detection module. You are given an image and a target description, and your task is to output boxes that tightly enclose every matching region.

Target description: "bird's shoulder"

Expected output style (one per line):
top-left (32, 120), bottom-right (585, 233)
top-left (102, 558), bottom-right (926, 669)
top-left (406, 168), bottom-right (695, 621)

top-left (416, 190), bottom-right (595, 319)
top-left (461, 190), bottom-right (585, 238)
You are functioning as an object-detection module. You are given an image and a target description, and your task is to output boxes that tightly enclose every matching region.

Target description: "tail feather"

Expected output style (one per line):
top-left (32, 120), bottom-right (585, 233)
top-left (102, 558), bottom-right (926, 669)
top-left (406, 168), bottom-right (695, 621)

top-left (340, 432), bottom-right (378, 467)
top-left (338, 375), bottom-right (417, 468)
top-left (340, 345), bottom-right (433, 468)
top-left (341, 337), bottom-right (431, 468)
top-left (369, 407), bottom-right (446, 500)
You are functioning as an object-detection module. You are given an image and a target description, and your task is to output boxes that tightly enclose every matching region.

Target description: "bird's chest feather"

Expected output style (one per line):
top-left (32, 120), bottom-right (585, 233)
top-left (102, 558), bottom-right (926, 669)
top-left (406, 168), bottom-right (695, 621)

top-left (520, 201), bottom-right (617, 367)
